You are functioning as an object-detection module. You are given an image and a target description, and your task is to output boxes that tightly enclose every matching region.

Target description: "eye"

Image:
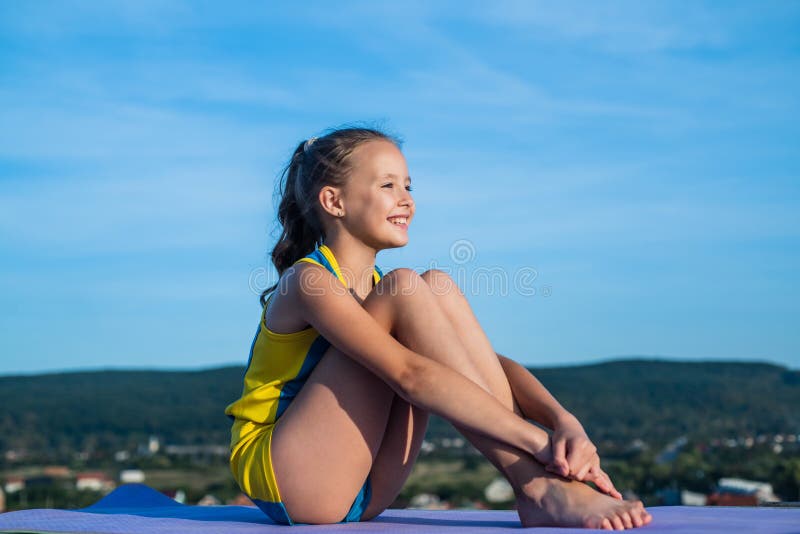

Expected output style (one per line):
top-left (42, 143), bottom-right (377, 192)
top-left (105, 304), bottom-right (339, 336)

top-left (382, 182), bottom-right (413, 191)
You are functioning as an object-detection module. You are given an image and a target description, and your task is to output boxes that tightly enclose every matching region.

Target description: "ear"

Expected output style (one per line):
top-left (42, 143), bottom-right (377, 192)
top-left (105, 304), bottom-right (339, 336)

top-left (318, 185), bottom-right (344, 218)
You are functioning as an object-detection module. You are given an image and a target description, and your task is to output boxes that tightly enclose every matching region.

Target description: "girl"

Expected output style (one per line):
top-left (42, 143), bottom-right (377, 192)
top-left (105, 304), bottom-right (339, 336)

top-left (225, 127), bottom-right (652, 530)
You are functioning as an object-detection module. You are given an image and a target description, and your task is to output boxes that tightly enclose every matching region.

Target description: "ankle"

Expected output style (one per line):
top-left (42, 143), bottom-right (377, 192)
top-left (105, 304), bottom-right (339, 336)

top-left (518, 474), bottom-right (554, 506)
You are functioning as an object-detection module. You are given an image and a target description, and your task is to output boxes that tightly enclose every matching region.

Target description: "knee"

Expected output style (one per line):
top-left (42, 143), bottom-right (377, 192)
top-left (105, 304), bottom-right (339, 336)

top-left (420, 269), bottom-right (464, 298)
top-left (375, 268), bottom-right (427, 297)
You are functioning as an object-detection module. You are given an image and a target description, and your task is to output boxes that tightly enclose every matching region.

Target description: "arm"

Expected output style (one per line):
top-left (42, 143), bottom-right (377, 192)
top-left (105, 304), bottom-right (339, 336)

top-left (289, 264), bottom-right (552, 463)
top-left (498, 353), bottom-right (622, 498)
top-left (497, 353), bottom-right (572, 430)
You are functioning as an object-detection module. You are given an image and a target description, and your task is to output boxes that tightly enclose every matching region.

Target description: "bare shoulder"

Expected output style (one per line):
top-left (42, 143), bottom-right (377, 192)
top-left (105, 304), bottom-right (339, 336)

top-left (264, 261), bottom-right (345, 334)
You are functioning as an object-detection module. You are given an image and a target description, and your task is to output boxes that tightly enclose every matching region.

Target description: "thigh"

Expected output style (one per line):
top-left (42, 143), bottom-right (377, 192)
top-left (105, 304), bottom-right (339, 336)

top-left (361, 394), bottom-right (429, 520)
top-left (421, 269), bottom-right (512, 404)
top-left (270, 344), bottom-right (395, 524)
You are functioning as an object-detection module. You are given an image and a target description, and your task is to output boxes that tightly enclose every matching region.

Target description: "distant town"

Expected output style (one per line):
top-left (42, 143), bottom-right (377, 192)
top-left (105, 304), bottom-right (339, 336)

top-left (2, 429), bottom-right (797, 513)
top-left (2, 361), bottom-right (798, 512)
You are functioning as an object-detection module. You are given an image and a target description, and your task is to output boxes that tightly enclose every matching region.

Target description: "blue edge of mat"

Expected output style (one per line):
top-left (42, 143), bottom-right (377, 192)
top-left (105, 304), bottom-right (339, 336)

top-left (1, 483), bottom-right (799, 533)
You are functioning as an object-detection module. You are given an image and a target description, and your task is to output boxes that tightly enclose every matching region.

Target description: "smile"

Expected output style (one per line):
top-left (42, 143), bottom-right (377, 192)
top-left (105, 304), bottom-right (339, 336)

top-left (387, 216), bottom-right (409, 229)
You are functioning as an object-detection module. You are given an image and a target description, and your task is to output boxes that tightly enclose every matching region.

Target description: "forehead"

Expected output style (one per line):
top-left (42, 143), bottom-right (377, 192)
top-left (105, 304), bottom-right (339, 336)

top-left (348, 140), bottom-right (409, 182)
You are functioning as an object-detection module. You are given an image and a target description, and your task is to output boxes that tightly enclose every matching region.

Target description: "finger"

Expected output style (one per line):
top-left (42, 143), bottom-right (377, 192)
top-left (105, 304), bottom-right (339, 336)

top-left (545, 463), bottom-right (561, 475)
top-left (586, 465), bottom-right (611, 492)
top-left (566, 441), bottom-right (595, 476)
top-left (587, 464), bottom-right (610, 490)
top-left (575, 461), bottom-right (592, 482)
top-left (596, 466), bottom-right (623, 499)
top-left (606, 479), bottom-right (623, 500)
top-left (545, 462), bottom-right (569, 479)
top-left (564, 439), bottom-right (580, 470)
top-left (552, 437), bottom-right (569, 475)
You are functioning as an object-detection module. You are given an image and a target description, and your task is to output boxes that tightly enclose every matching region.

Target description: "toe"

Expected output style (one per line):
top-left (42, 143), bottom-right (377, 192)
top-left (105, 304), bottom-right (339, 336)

top-left (631, 511), bottom-right (643, 527)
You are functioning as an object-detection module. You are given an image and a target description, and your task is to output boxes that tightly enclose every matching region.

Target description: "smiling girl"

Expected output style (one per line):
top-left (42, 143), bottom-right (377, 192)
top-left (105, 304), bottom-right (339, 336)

top-left (224, 127), bottom-right (652, 529)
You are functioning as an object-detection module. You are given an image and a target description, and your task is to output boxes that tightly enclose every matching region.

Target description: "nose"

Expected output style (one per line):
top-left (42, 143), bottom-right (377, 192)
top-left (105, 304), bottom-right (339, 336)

top-left (399, 190), bottom-right (414, 211)
top-left (399, 186), bottom-right (414, 205)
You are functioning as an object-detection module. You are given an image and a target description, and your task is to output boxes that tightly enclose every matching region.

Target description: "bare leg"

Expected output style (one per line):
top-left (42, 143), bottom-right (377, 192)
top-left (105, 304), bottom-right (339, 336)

top-left (270, 269), bottom-right (429, 524)
top-left (382, 269), bottom-right (652, 529)
top-left (272, 269), bottom-right (650, 528)
top-left (360, 394), bottom-right (429, 519)
top-left (399, 269), bottom-right (652, 529)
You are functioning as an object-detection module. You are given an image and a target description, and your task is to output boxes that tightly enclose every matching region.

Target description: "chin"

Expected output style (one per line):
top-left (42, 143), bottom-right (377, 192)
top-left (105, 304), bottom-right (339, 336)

top-left (378, 237), bottom-right (409, 251)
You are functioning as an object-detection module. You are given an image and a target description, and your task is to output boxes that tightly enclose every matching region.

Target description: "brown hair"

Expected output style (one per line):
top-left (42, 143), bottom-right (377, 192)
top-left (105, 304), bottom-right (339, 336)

top-left (261, 126), bottom-right (402, 306)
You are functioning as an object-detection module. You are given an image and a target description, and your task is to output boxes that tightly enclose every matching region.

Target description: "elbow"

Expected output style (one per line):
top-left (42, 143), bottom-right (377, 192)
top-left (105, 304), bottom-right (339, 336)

top-left (395, 353), bottom-right (429, 402)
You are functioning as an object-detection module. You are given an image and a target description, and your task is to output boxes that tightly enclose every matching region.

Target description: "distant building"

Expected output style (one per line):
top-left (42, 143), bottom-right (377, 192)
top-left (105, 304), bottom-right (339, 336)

top-left (409, 493), bottom-right (448, 510)
top-left (161, 489), bottom-right (186, 504)
top-left (655, 486), bottom-right (709, 506)
top-left (655, 436), bottom-right (688, 465)
top-left (76, 472), bottom-right (114, 492)
top-left (4, 450), bottom-right (23, 462)
top-left (3, 477), bottom-right (25, 494)
top-left (626, 439), bottom-right (648, 453)
top-left (228, 493), bottom-right (254, 506)
top-left (136, 436), bottom-right (162, 457)
top-left (420, 440), bottom-right (435, 454)
top-left (681, 490), bottom-right (707, 506)
top-left (707, 478), bottom-right (779, 506)
top-left (42, 466), bottom-right (71, 478)
top-left (707, 492), bottom-right (758, 506)
top-left (198, 494), bottom-right (221, 506)
top-left (119, 469), bottom-right (145, 484)
top-left (148, 436), bottom-right (161, 455)
top-left (163, 444), bottom-right (228, 458)
top-left (484, 477), bottom-right (514, 503)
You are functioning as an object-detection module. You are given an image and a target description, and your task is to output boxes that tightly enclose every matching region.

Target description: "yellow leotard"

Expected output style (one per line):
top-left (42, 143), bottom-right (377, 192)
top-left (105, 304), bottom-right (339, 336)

top-left (225, 244), bottom-right (383, 525)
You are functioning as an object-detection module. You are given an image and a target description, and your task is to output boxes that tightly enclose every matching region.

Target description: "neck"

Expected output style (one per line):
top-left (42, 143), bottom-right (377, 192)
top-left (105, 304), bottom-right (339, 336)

top-left (322, 234), bottom-right (378, 301)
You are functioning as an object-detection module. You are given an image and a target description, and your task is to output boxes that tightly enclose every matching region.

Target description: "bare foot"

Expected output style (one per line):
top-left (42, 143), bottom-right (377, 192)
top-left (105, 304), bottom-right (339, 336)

top-left (517, 474), bottom-right (653, 530)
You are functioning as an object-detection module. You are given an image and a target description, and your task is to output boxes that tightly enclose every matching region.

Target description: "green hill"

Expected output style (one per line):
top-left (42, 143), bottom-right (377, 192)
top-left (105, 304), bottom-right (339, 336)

top-left (529, 359), bottom-right (800, 449)
top-left (1, 359), bottom-right (797, 460)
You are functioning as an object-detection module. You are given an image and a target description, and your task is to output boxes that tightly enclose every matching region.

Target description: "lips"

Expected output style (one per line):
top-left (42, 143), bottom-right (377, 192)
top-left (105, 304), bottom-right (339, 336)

top-left (387, 215), bottom-right (409, 229)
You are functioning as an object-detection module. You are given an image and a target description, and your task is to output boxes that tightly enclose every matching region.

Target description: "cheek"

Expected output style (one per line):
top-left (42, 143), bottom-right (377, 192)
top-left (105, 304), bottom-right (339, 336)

top-left (350, 194), bottom-right (384, 223)
top-left (365, 193), bottom-right (394, 214)
top-left (349, 190), bottom-right (396, 224)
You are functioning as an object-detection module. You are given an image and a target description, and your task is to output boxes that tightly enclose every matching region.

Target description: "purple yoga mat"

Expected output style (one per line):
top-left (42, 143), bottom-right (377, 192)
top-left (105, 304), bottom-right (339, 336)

top-left (0, 484), bottom-right (798, 533)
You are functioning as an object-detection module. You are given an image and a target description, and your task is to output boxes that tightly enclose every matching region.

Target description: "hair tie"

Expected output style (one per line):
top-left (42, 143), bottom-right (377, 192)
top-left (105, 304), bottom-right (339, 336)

top-left (303, 137), bottom-right (318, 154)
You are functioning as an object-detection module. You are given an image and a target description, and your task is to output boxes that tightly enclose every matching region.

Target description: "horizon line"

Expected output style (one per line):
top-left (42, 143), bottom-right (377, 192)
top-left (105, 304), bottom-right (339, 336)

top-left (0, 354), bottom-right (794, 379)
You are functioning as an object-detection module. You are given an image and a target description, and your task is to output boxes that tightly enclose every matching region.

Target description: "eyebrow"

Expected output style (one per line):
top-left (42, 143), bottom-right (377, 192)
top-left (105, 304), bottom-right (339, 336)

top-left (380, 173), bottom-right (412, 182)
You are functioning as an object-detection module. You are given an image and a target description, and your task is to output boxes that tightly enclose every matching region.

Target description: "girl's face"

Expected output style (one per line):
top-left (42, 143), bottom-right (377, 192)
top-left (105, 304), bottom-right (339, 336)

top-left (339, 139), bottom-right (415, 250)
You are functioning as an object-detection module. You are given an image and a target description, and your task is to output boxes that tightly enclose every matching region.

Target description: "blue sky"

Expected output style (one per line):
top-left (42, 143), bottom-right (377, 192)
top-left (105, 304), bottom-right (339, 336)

top-left (1, 1), bottom-right (798, 375)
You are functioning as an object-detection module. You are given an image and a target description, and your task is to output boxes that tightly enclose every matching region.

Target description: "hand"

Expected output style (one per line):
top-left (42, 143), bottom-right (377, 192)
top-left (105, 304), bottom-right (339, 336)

top-left (546, 414), bottom-right (622, 499)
